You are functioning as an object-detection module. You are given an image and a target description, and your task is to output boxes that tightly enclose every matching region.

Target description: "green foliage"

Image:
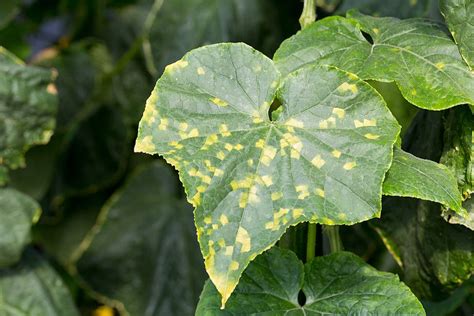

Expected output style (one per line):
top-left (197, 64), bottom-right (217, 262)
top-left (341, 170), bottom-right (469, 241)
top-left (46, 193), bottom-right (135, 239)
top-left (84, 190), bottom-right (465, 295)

top-left (196, 246), bottom-right (424, 315)
top-left (0, 0), bottom-right (473, 314)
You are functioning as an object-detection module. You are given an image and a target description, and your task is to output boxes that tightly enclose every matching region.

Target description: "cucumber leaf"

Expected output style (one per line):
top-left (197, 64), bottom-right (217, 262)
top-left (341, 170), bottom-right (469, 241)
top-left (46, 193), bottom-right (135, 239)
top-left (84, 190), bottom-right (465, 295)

top-left (383, 147), bottom-right (464, 215)
top-left (0, 249), bottom-right (79, 315)
top-left (196, 247), bottom-right (425, 315)
top-left (135, 43), bottom-right (400, 305)
top-left (273, 12), bottom-right (474, 110)
top-left (441, 0), bottom-right (474, 69)
top-left (75, 162), bottom-right (206, 316)
top-left (0, 188), bottom-right (40, 268)
top-left (0, 47), bottom-right (57, 185)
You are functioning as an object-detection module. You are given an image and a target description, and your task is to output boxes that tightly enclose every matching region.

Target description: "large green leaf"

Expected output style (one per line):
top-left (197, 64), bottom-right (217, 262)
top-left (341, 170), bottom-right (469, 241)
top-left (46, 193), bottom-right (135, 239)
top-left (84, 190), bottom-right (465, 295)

top-left (383, 147), bottom-right (464, 214)
top-left (0, 47), bottom-right (57, 185)
top-left (0, 188), bottom-right (40, 268)
top-left (196, 247), bottom-right (424, 314)
top-left (135, 43), bottom-right (400, 305)
top-left (440, 105), bottom-right (473, 229)
top-left (75, 162), bottom-right (206, 316)
top-left (0, 249), bottom-right (79, 316)
top-left (273, 12), bottom-right (474, 110)
top-left (441, 0), bottom-right (474, 69)
top-left (337, 0), bottom-right (431, 18)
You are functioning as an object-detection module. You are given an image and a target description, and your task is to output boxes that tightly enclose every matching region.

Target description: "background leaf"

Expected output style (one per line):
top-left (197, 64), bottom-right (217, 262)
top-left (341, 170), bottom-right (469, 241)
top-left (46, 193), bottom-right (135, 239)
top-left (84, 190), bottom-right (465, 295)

top-left (75, 162), bottom-right (206, 316)
top-left (0, 188), bottom-right (40, 268)
top-left (196, 247), bottom-right (424, 315)
top-left (441, 0), bottom-right (474, 69)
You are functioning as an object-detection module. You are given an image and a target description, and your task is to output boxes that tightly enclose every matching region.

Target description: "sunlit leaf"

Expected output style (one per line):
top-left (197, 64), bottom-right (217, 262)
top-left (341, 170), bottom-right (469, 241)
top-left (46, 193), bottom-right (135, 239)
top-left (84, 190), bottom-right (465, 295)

top-left (135, 43), bottom-right (400, 305)
top-left (196, 247), bottom-right (424, 315)
top-left (441, 0), bottom-right (474, 69)
top-left (75, 162), bottom-right (205, 316)
top-left (0, 47), bottom-right (57, 185)
top-left (0, 188), bottom-right (40, 268)
top-left (383, 147), bottom-right (464, 214)
top-left (274, 11), bottom-right (474, 110)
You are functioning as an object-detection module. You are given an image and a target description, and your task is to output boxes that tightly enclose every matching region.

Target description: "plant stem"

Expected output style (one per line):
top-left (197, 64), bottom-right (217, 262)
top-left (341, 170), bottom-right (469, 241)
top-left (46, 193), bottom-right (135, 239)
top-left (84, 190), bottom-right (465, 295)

top-left (306, 223), bottom-right (317, 261)
top-left (324, 226), bottom-right (343, 253)
top-left (299, 0), bottom-right (317, 29)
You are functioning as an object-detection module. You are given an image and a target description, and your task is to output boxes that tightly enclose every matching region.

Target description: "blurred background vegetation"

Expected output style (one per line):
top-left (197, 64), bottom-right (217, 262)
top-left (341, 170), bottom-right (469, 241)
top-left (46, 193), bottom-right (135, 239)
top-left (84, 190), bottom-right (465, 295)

top-left (0, 0), bottom-right (472, 315)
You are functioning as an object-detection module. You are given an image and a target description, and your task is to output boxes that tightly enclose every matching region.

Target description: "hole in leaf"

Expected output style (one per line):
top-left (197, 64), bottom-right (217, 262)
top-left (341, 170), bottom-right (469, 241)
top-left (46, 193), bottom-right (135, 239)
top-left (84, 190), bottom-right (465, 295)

top-left (298, 290), bottom-right (306, 306)
top-left (269, 99), bottom-right (282, 121)
top-left (361, 30), bottom-right (374, 45)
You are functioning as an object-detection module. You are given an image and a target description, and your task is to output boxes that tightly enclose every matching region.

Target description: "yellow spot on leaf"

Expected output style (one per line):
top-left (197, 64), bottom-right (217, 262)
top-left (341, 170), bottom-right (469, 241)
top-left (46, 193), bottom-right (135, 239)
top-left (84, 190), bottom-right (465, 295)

top-left (235, 144), bottom-right (243, 151)
top-left (187, 128), bottom-right (199, 138)
top-left (286, 118), bottom-right (304, 128)
top-left (168, 141), bottom-right (183, 149)
top-left (219, 124), bottom-right (231, 137)
top-left (332, 150), bottom-right (341, 158)
top-left (292, 208), bottom-right (303, 219)
top-left (315, 188), bottom-right (325, 197)
top-left (224, 143), bottom-right (234, 151)
top-left (236, 227), bottom-right (251, 252)
top-left (261, 146), bottom-right (277, 166)
top-left (220, 214), bottom-right (229, 225)
top-left (435, 62), bottom-right (445, 70)
top-left (191, 192), bottom-right (201, 206)
top-left (372, 28), bottom-right (380, 35)
top-left (211, 97), bottom-right (228, 107)
top-left (311, 155), bottom-right (325, 168)
top-left (230, 261), bottom-right (239, 271)
top-left (167, 60), bottom-right (188, 72)
top-left (364, 133), bottom-right (380, 140)
top-left (296, 185), bottom-right (309, 200)
top-left (216, 151), bottom-right (226, 160)
top-left (319, 120), bottom-right (328, 129)
top-left (255, 139), bottom-right (265, 148)
top-left (271, 192), bottom-right (283, 200)
top-left (178, 122), bottom-right (189, 131)
top-left (239, 192), bottom-right (249, 208)
top-left (261, 175), bottom-right (273, 187)
top-left (323, 217), bottom-right (335, 225)
top-left (214, 168), bottom-right (224, 176)
top-left (197, 67), bottom-right (206, 75)
top-left (338, 82), bottom-right (358, 94)
top-left (354, 119), bottom-right (377, 128)
top-left (204, 216), bottom-right (212, 225)
top-left (338, 213), bottom-right (347, 220)
top-left (343, 161), bottom-right (357, 170)
top-left (225, 246), bottom-right (233, 256)
top-left (135, 135), bottom-right (155, 152)
top-left (253, 116), bottom-right (264, 124)
top-left (332, 108), bottom-right (345, 119)
top-left (158, 118), bottom-right (169, 130)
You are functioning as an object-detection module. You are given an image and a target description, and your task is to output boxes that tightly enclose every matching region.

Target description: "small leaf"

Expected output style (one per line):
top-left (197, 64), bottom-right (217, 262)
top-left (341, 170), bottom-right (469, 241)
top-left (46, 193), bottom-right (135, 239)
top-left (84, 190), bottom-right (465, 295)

top-left (76, 162), bottom-right (206, 316)
top-left (274, 12), bottom-right (474, 110)
top-left (0, 47), bottom-right (57, 184)
top-left (383, 147), bottom-right (464, 215)
top-left (0, 188), bottom-right (40, 268)
top-left (0, 248), bottom-right (79, 315)
top-left (135, 43), bottom-right (401, 306)
top-left (196, 247), bottom-right (425, 315)
top-left (441, 0), bottom-right (474, 69)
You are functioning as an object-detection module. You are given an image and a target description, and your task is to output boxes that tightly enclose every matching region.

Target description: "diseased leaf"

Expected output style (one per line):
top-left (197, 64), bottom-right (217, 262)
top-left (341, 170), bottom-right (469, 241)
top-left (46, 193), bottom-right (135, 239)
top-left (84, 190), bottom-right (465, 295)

top-left (273, 12), bottom-right (474, 110)
top-left (75, 162), bottom-right (206, 316)
top-left (0, 248), bottom-right (79, 316)
top-left (196, 247), bottom-right (425, 315)
top-left (440, 105), bottom-right (474, 229)
top-left (135, 43), bottom-right (400, 305)
top-left (441, 0), bottom-right (474, 69)
top-left (383, 147), bottom-right (464, 214)
top-left (0, 188), bottom-right (40, 268)
top-left (0, 47), bottom-right (57, 185)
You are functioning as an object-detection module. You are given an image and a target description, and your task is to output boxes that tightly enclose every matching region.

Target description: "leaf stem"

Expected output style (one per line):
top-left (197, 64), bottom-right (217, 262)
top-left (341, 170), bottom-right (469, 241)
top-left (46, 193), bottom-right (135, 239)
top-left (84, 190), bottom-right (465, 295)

top-left (324, 226), bottom-right (343, 253)
top-left (306, 223), bottom-right (317, 261)
top-left (299, 0), bottom-right (317, 29)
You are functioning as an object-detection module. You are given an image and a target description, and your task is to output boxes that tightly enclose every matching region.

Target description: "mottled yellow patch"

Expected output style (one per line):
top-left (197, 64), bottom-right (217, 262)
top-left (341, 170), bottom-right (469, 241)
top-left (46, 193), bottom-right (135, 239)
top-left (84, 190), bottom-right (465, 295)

top-left (261, 175), bottom-right (273, 187)
top-left (322, 217), bottom-right (335, 225)
top-left (354, 119), bottom-right (377, 128)
top-left (202, 175), bottom-right (212, 184)
top-left (315, 188), bottom-right (325, 197)
top-left (255, 139), bottom-right (265, 148)
top-left (271, 81), bottom-right (278, 88)
top-left (411, 89), bottom-right (417, 96)
top-left (203, 134), bottom-right (219, 148)
top-left (220, 214), bottom-right (229, 225)
top-left (135, 135), bottom-right (155, 152)
top-left (158, 118), bottom-right (169, 130)
top-left (253, 116), bottom-right (264, 124)
top-left (234, 144), bottom-right (244, 151)
top-left (224, 246), bottom-right (233, 256)
top-left (364, 133), bottom-right (380, 140)
top-left (166, 60), bottom-right (189, 72)
top-left (216, 151), bottom-right (226, 160)
top-left (271, 192), bottom-right (283, 201)
top-left (229, 261), bottom-right (240, 271)
top-left (319, 120), bottom-right (328, 129)
top-left (311, 155), bottom-right (325, 168)
top-left (211, 97), bottom-right (228, 107)
top-left (239, 192), bottom-right (249, 208)
top-left (332, 150), bottom-right (341, 158)
top-left (224, 143), bottom-right (234, 151)
top-left (343, 161), bottom-right (357, 170)
top-left (212, 224), bottom-right (219, 230)
top-left (435, 62), bottom-right (445, 70)
top-left (372, 28), bottom-right (380, 35)
top-left (265, 222), bottom-right (275, 230)
top-left (214, 168), bottom-right (224, 176)
top-left (296, 185), bottom-right (309, 200)
top-left (261, 146), bottom-right (277, 166)
top-left (191, 192), bottom-right (201, 206)
top-left (338, 213), bottom-right (347, 220)
top-left (236, 227), bottom-right (251, 252)
top-left (292, 208), bottom-right (303, 219)
top-left (197, 185), bottom-right (207, 193)
top-left (188, 168), bottom-right (198, 176)
top-left (280, 138), bottom-right (289, 149)
top-left (168, 141), bottom-right (183, 149)
top-left (286, 118), bottom-right (304, 128)
top-left (219, 124), bottom-right (231, 137)
top-left (291, 149), bottom-right (300, 160)
top-left (204, 216), bottom-right (212, 225)
top-left (187, 128), bottom-right (199, 138)
top-left (332, 108), bottom-right (345, 119)
top-left (247, 159), bottom-right (254, 166)
top-left (338, 82), bottom-right (358, 94)
top-left (197, 67), bottom-right (206, 75)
